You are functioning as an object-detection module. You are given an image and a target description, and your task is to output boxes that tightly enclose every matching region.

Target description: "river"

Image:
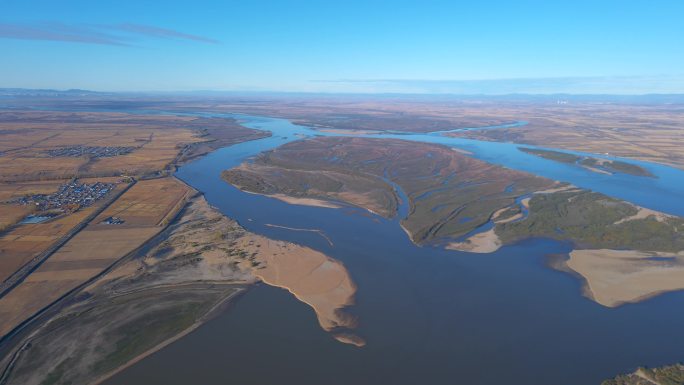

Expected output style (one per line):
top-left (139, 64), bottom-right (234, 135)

top-left (68, 111), bottom-right (684, 385)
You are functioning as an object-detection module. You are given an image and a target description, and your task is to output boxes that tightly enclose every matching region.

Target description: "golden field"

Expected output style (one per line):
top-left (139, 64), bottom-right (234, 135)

top-left (0, 177), bottom-right (192, 337)
top-left (0, 109), bottom-right (269, 341)
top-left (440, 103), bottom-right (684, 169)
top-left (92, 177), bottom-right (192, 226)
top-left (0, 181), bottom-right (128, 283)
top-left (0, 111), bottom-right (205, 181)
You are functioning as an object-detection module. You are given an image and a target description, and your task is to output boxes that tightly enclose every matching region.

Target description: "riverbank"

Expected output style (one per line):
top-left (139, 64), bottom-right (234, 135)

top-left (0, 191), bottom-right (362, 384)
top-left (239, 233), bottom-right (364, 346)
top-left (88, 286), bottom-right (247, 385)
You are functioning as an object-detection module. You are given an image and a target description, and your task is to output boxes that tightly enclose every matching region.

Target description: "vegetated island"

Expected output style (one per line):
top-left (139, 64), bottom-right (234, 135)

top-left (223, 137), bottom-right (684, 308)
top-left (602, 363), bottom-right (684, 385)
top-left (223, 136), bottom-right (556, 243)
top-left (519, 147), bottom-right (655, 177)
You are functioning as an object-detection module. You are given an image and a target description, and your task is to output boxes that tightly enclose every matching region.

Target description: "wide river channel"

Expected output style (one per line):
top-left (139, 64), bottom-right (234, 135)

top-left (90, 111), bottom-right (684, 385)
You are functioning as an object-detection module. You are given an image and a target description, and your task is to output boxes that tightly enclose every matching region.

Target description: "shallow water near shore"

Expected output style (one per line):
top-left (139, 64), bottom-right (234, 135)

top-left (50, 111), bottom-right (683, 385)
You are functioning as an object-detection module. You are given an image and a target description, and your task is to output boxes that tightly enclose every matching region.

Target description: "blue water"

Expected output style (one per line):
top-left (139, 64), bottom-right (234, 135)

top-left (430, 120), bottom-right (529, 134)
top-left (19, 215), bottom-right (53, 224)
top-left (43, 111), bottom-right (684, 385)
top-left (375, 131), bottom-right (684, 217)
top-left (159, 111), bottom-right (684, 217)
top-left (7, 104), bottom-right (682, 215)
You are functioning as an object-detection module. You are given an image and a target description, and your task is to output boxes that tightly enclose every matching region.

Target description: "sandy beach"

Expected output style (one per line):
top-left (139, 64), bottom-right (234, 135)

top-left (614, 206), bottom-right (673, 225)
top-left (269, 194), bottom-right (343, 209)
top-left (447, 229), bottom-right (502, 253)
top-left (534, 183), bottom-right (577, 194)
top-left (238, 234), bottom-right (365, 346)
top-left (565, 249), bottom-right (684, 307)
top-left (490, 206), bottom-right (524, 224)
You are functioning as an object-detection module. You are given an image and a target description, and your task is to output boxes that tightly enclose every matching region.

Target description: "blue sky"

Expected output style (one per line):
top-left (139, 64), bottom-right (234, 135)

top-left (1, 0), bottom-right (683, 93)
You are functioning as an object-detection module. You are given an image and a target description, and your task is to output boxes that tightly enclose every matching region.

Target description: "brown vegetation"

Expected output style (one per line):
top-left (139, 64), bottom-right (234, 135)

top-left (223, 136), bottom-right (555, 245)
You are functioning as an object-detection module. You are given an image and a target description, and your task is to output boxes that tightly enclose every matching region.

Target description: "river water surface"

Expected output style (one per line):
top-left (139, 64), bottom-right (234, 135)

top-left (85, 112), bottom-right (684, 385)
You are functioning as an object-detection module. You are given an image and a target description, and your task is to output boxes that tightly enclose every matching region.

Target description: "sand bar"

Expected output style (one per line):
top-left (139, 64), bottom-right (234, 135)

top-left (566, 249), bottom-right (684, 307)
top-left (238, 234), bottom-right (364, 346)
top-left (447, 229), bottom-right (502, 253)
top-left (269, 194), bottom-right (343, 209)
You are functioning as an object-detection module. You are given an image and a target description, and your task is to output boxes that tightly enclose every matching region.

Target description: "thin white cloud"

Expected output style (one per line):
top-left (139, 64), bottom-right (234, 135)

top-left (0, 22), bottom-right (218, 46)
top-left (112, 23), bottom-right (218, 44)
top-left (0, 22), bottom-right (129, 46)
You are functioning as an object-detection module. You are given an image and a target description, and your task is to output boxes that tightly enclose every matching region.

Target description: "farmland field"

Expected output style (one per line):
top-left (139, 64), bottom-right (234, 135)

top-left (0, 177), bottom-right (192, 337)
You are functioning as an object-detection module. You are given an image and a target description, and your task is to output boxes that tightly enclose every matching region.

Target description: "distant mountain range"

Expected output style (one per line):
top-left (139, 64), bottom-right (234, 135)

top-left (0, 88), bottom-right (112, 97)
top-left (1, 88), bottom-right (684, 104)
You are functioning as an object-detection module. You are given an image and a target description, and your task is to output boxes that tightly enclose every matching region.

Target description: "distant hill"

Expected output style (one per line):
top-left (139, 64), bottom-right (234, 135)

top-left (2, 88), bottom-right (684, 104)
top-left (0, 88), bottom-right (112, 97)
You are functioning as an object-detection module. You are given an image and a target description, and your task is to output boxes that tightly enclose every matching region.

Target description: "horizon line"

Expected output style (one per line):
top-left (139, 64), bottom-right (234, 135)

top-left (3, 87), bottom-right (684, 98)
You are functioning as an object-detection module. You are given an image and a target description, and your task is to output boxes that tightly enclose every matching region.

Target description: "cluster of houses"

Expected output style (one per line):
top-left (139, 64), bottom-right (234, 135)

top-left (14, 180), bottom-right (115, 212)
top-left (46, 145), bottom-right (134, 158)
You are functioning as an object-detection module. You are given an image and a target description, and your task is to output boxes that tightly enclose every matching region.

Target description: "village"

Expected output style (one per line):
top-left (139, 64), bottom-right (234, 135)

top-left (13, 180), bottom-right (115, 212)
top-left (46, 145), bottom-right (135, 158)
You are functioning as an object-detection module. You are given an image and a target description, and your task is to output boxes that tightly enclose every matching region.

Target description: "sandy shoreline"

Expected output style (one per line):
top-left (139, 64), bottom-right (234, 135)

top-left (490, 206), bottom-right (524, 224)
top-left (446, 229), bottom-right (502, 253)
top-left (269, 194), bottom-right (344, 209)
top-left (582, 165), bottom-right (612, 175)
top-left (450, 147), bottom-right (474, 155)
top-left (534, 183), bottom-right (578, 195)
top-left (239, 234), bottom-right (365, 346)
top-left (316, 128), bottom-right (383, 135)
top-left (565, 249), bottom-right (684, 307)
top-left (614, 206), bottom-right (673, 225)
top-left (234, 187), bottom-right (344, 209)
